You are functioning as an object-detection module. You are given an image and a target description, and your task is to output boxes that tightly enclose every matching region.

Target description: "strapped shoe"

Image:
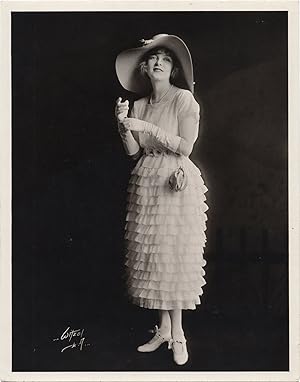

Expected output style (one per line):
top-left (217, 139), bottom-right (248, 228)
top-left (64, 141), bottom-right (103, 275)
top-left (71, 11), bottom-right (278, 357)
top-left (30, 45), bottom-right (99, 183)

top-left (168, 337), bottom-right (189, 365)
top-left (137, 325), bottom-right (172, 352)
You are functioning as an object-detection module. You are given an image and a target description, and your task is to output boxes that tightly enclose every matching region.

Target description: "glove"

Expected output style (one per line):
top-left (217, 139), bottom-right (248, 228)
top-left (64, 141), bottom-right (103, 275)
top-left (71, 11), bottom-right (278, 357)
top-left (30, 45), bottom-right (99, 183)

top-left (115, 97), bottom-right (129, 122)
top-left (115, 98), bottom-right (140, 157)
top-left (123, 118), bottom-right (182, 153)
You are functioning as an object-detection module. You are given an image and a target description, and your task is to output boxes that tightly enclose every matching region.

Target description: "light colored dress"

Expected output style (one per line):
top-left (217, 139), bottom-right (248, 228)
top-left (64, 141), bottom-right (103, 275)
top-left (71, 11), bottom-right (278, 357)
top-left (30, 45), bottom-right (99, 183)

top-left (124, 86), bottom-right (208, 310)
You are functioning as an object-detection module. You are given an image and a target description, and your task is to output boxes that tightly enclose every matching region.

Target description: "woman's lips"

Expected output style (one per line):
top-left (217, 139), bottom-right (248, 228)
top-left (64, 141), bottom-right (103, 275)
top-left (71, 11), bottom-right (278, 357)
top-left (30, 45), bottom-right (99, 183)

top-left (154, 68), bottom-right (163, 72)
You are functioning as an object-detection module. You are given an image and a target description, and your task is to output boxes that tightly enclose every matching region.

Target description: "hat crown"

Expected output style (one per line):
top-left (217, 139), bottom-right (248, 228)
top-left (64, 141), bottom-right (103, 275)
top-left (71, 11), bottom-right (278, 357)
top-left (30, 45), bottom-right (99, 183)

top-left (152, 33), bottom-right (169, 40)
top-left (140, 34), bottom-right (169, 46)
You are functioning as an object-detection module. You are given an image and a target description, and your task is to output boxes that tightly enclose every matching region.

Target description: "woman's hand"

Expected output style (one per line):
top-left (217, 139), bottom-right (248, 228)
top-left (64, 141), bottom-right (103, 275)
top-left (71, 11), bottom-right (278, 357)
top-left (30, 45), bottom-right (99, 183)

top-left (123, 118), bottom-right (182, 154)
top-left (116, 112), bottom-right (141, 157)
top-left (115, 97), bottom-right (129, 122)
top-left (122, 118), bottom-right (145, 132)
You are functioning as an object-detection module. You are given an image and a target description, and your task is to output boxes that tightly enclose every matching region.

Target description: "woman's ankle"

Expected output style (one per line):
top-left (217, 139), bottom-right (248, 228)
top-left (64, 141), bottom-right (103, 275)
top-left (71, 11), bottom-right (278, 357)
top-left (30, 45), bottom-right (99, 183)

top-left (159, 324), bottom-right (171, 334)
top-left (171, 328), bottom-right (185, 340)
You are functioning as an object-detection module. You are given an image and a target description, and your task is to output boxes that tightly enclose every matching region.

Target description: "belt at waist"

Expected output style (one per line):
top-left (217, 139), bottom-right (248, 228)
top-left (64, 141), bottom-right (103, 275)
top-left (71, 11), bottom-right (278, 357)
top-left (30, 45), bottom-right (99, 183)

top-left (143, 147), bottom-right (179, 157)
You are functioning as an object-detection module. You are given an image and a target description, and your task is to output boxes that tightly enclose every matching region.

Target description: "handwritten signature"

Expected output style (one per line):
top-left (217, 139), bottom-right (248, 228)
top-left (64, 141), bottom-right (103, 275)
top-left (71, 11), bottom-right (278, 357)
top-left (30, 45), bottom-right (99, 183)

top-left (53, 326), bottom-right (91, 352)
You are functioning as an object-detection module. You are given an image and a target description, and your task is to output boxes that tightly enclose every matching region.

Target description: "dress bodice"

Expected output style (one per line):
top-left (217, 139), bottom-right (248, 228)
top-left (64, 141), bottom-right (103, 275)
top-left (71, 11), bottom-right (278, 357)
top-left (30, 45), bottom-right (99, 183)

top-left (130, 86), bottom-right (200, 153)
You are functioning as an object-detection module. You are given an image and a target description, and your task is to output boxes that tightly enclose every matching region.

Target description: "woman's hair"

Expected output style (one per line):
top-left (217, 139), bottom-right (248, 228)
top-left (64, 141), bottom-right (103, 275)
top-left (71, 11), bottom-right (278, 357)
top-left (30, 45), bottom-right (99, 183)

top-left (138, 46), bottom-right (180, 83)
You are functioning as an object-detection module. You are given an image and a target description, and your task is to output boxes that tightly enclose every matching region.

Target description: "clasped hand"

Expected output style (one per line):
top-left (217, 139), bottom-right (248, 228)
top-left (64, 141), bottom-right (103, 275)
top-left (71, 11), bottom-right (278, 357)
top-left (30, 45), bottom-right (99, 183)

top-left (122, 118), bottom-right (146, 132)
top-left (115, 97), bottom-right (149, 135)
top-left (115, 97), bottom-right (129, 122)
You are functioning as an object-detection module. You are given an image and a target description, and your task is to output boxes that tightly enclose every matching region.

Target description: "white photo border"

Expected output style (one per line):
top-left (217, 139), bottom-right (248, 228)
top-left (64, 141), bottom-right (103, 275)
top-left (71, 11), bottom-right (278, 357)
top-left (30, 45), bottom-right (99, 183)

top-left (0, 1), bottom-right (299, 381)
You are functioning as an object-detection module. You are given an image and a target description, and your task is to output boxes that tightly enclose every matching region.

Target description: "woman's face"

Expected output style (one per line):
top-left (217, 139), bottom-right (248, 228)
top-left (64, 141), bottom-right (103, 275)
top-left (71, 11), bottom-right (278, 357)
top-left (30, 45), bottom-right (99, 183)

top-left (145, 50), bottom-right (174, 82)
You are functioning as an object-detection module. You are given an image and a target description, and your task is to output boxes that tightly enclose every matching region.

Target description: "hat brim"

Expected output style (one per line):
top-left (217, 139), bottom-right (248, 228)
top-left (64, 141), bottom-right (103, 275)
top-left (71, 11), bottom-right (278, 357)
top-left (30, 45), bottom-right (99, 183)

top-left (115, 35), bottom-right (194, 94)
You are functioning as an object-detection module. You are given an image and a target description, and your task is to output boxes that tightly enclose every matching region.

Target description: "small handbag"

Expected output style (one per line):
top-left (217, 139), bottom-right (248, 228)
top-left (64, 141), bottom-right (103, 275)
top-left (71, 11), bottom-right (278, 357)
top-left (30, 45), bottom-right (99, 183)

top-left (169, 166), bottom-right (188, 192)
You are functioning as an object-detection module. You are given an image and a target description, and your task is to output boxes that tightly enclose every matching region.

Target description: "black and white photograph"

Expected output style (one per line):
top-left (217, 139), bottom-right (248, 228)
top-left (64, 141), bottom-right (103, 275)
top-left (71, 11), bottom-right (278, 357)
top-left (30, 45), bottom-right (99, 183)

top-left (0, 1), bottom-right (299, 381)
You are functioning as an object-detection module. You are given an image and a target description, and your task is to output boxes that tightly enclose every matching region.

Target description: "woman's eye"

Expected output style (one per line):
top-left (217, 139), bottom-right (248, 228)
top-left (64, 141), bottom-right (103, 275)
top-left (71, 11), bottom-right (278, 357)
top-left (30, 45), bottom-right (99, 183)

top-left (164, 57), bottom-right (172, 62)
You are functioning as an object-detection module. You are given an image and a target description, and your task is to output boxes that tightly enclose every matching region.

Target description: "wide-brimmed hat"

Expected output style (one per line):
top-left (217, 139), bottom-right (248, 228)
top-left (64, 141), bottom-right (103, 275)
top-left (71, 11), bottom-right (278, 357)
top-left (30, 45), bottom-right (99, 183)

top-left (115, 34), bottom-right (195, 94)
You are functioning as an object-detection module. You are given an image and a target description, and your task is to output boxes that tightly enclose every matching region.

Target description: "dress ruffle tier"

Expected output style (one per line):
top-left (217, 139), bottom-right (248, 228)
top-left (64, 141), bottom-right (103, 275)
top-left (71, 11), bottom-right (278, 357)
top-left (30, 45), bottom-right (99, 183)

top-left (124, 151), bottom-right (208, 310)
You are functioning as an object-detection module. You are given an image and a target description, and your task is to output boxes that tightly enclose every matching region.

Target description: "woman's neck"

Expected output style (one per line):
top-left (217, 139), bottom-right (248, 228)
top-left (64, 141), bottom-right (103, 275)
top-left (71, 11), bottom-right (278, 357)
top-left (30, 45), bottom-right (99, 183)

top-left (151, 81), bottom-right (172, 102)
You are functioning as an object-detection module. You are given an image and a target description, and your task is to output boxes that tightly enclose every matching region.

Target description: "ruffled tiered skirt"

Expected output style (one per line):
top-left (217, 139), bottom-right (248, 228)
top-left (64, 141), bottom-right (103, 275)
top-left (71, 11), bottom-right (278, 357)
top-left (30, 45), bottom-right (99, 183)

top-left (124, 150), bottom-right (208, 310)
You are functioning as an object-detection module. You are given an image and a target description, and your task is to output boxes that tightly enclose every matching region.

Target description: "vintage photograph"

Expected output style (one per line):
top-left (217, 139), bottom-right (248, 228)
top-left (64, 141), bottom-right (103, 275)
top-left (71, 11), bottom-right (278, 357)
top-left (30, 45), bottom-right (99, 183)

top-left (0, 2), bottom-right (299, 381)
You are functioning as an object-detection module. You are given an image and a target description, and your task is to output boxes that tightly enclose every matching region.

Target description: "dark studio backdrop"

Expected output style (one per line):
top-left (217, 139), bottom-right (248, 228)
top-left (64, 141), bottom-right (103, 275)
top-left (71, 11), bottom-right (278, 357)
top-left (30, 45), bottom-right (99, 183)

top-left (12, 12), bottom-right (288, 372)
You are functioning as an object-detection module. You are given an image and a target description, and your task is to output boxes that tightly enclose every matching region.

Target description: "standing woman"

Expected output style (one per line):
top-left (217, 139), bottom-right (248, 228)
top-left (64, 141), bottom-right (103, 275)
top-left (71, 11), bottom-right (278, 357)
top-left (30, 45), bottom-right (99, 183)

top-left (115, 34), bottom-right (208, 366)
